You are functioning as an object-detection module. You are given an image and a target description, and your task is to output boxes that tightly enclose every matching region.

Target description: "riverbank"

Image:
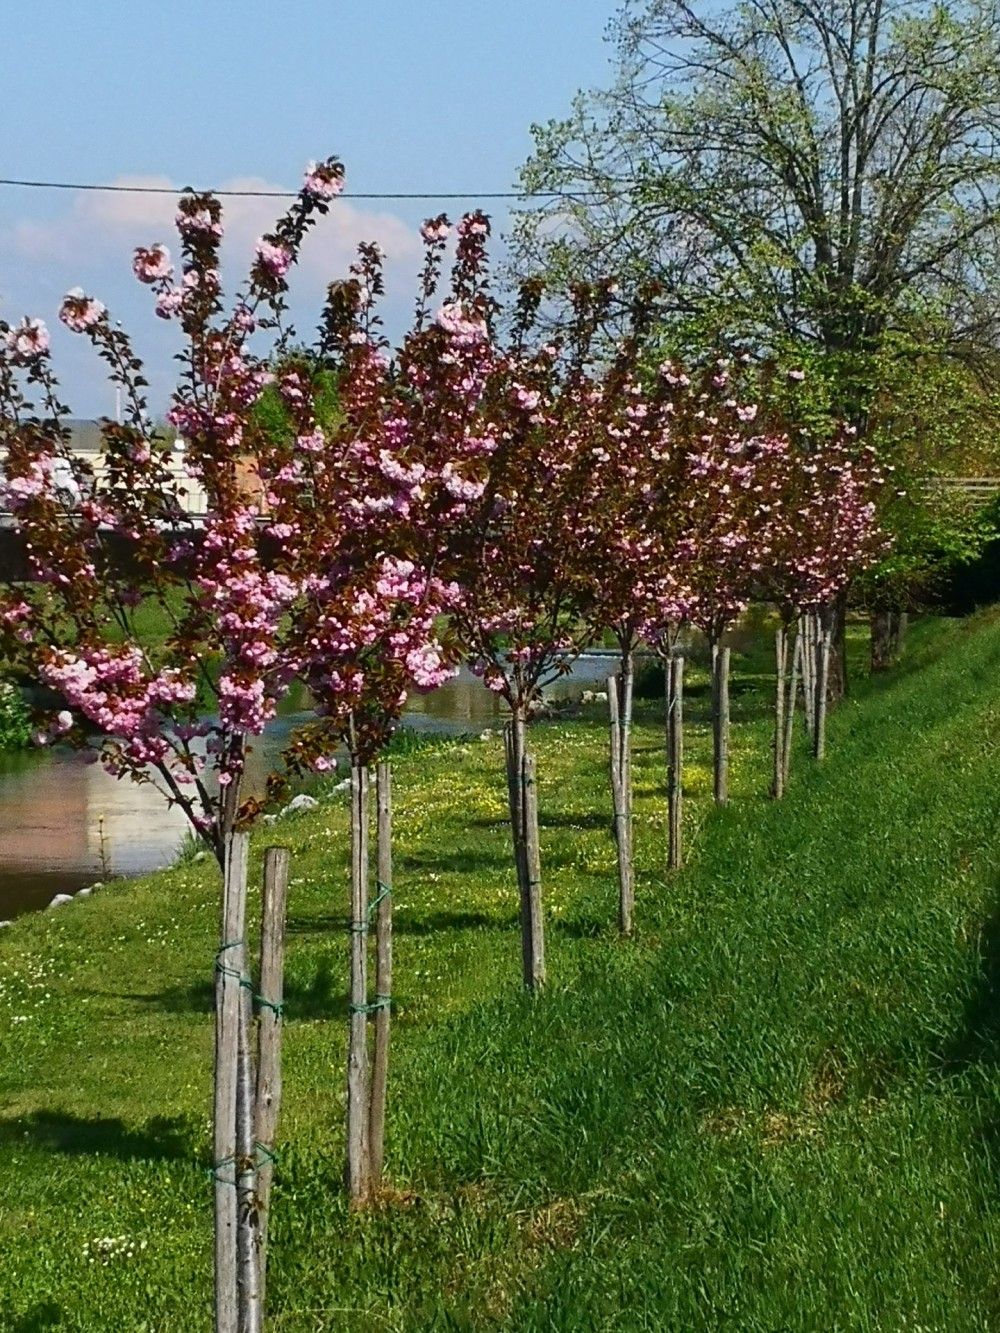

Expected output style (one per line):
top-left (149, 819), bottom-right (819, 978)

top-left (2, 613), bottom-right (999, 1330)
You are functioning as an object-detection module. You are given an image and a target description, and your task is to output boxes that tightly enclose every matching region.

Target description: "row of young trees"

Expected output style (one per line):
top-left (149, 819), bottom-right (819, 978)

top-left (0, 159), bottom-right (885, 1330)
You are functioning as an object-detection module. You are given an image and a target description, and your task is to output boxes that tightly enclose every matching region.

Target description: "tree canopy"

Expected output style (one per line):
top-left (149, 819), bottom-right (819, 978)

top-left (517, 0), bottom-right (1000, 425)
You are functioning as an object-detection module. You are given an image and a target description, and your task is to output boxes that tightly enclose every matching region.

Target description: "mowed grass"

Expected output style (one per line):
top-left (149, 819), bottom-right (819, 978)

top-left (1, 614), bottom-right (999, 1330)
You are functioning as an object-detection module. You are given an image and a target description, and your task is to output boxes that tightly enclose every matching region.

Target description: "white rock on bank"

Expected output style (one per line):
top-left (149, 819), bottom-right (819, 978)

top-left (0, 920), bottom-right (12, 929)
top-left (282, 794), bottom-right (319, 816)
top-left (76, 887), bottom-right (93, 898)
top-left (47, 894), bottom-right (74, 910)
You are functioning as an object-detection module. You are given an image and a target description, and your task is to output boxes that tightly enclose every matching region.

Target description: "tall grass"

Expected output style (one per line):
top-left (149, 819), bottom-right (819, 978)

top-left (0, 614), bottom-right (998, 1330)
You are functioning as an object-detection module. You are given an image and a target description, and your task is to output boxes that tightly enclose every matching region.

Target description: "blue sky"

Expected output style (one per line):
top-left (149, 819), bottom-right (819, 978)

top-left (1, 2), bottom-right (618, 415)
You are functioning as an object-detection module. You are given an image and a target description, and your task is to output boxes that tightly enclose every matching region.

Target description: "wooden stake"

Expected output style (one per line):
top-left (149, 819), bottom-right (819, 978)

top-left (521, 750), bottom-right (546, 989)
top-left (608, 670), bottom-right (633, 935)
top-left (711, 642), bottom-right (731, 805)
top-left (236, 968), bottom-right (261, 1333)
top-left (214, 831), bottom-right (249, 1333)
top-left (772, 625), bottom-right (787, 799)
top-left (369, 761), bottom-right (393, 1190)
top-left (814, 609), bottom-right (832, 761)
top-left (254, 846), bottom-right (289, 1318)
top-left (782, 627), bottom-right (801, 790)
top-left (346, 760), bottom-right (370, 1203)
top-left (801, 613), bottom-right (816, 742)
top-left (620, 650), bottom-right (635, 932)
top-left (506, 709), bottom-right (534, 987)
top-left (666, 655), bottom-right (684, 872)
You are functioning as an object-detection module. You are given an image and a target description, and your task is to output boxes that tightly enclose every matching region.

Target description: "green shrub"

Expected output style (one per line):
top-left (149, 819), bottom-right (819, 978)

top-left (0, 679), bottom-right (30, 749)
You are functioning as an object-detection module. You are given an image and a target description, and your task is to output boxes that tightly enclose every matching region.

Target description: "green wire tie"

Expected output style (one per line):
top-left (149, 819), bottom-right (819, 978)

top-left (217, 941), bottom-right (284, 1017)
top-left (348, 994), bottom-right (392, 1015)
top-left (347, 881), bottom-right (393, 935)
top-left (206, 1143), bottom-right (278, 1185)
top-left (215, 939), bottom-right (253, 991)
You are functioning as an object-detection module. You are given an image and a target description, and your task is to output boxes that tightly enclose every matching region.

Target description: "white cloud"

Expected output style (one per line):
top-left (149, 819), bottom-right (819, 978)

top-left (5, 173), bottom-right (422, 282)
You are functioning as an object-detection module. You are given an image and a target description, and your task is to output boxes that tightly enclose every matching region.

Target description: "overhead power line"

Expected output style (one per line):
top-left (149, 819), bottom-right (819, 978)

top-left (0, 176), bottom-right (589, 201)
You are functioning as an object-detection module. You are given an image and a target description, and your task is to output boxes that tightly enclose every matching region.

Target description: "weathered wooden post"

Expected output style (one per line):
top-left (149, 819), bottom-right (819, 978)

top-left (369, 761), bottom-right (393, 1190)
top-left (521, 750), bottom-right (546, 989)
top-left (813, 608), bottom-right (833, 761)
top-left (607, 667), bottom-right (635, 935)
top-left (254, 845), bottom-right (289, 1316)
top-left (215, 831), bottom-right (249, 1333)
top-left (236, 959), bottom-right (261, 1333)
top-left (711, 641), bottom-right (731, 805)
top-left (666, 655), bottom-right (684, 871)
top-left (346, 760), bottom-right (371, 1203)
top-left (801, 612), bottom-right (816, 743)
top-left (781, 626), bottom-right (801, 790)
top-left (772, 625), bottom-right (787, 799)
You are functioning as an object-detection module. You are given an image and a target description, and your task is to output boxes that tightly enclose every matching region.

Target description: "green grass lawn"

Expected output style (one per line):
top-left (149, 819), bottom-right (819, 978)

top-left (1, 614), bottom-right (999, 1331)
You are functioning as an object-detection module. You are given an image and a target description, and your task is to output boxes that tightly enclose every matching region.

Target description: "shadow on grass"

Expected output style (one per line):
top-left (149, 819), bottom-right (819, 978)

top-left (941, 900), bottom-right (1000, 1072)
top-left (0, 1110), bottom-right (192, 1161)
top-left (287, 909), bottom-right (517, 938)
top-left (539, 812), bottom-right (612, 832)
top-left (399, 848), bottom-right (508, 875)
top-left (0, 1302), bottom-right (64, 1333)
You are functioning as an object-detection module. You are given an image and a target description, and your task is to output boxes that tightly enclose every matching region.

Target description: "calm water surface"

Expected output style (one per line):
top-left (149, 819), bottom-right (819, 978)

top-left (0, 656), bottom-right (626, 919)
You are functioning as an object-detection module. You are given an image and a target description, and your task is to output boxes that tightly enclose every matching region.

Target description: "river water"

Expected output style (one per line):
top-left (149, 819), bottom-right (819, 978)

top-left (0, 655), bottom-right (628, 920)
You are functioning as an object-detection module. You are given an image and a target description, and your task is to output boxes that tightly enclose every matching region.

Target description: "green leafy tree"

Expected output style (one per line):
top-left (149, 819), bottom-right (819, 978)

top-left (518, 0), bottom-right (1000, 419)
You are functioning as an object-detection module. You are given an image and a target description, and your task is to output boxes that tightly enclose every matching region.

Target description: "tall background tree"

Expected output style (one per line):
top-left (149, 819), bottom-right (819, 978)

top-left (516, 0), bottom-right (1000, 679)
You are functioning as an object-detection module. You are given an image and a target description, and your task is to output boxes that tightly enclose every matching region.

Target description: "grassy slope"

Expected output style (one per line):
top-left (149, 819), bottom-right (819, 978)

top-left (1, 615), bottom-right (999, 1331)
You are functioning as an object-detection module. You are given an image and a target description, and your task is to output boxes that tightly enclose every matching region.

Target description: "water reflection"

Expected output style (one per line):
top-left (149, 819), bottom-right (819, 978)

top-left (0, 653), bottom-right (627, 919)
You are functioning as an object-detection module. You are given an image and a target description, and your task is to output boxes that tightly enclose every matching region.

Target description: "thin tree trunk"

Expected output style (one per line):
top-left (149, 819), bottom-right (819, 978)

top-left (215, 831), bottom-right (249, 1333)
top-left (608, 657), bottom-right (635, 935)
top-left (666, 655), bottom-right (684, 871)
top-left (346, 759), bottom-right (370, 1203)
top-left (369, 761), bottom-right (393, 1191)
top-left (814, 609), bottom-right (833, 761)
top-left (772, 624), bottom-right (787, 799)
top-left (254, 845), bottom-right (289, 1320)
top-left (521, 749), bottom-right (545, 989)
top-left (711, 641), bottom-right (730, 806)
top-left (782, 627), bottom-right (801, 790)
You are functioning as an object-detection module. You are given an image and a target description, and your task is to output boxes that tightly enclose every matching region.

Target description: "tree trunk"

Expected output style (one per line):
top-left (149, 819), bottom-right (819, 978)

top-left (782, 626), bottom-right (801, 791)
top-left (666, 655), bottom-right (684, 871)
top-left (254, 845), bottom-right (289, 1320)
top-left (520, 749), bottom-right (546, 989)
top-left (607, 648), bottom-right (635, 935)
top-left (346, 760), bottom-right (370, 1203)
top-left (368, 761), bottom-right (393, 1191)
top-left (772, 624), bottom-right (787, 799)
top-left (711, 640), bottom-right (730, 805)
top-left (215, 831), bottom-right (249, 1333)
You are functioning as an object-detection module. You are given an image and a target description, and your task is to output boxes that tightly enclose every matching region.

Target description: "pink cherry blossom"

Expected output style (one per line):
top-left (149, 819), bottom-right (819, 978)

top-left (5, 318), bottom-right (49, 363)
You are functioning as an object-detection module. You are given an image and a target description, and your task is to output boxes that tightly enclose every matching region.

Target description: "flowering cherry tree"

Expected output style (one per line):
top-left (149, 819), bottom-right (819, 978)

top-left (0, 154), bottom-right (465, 1327)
